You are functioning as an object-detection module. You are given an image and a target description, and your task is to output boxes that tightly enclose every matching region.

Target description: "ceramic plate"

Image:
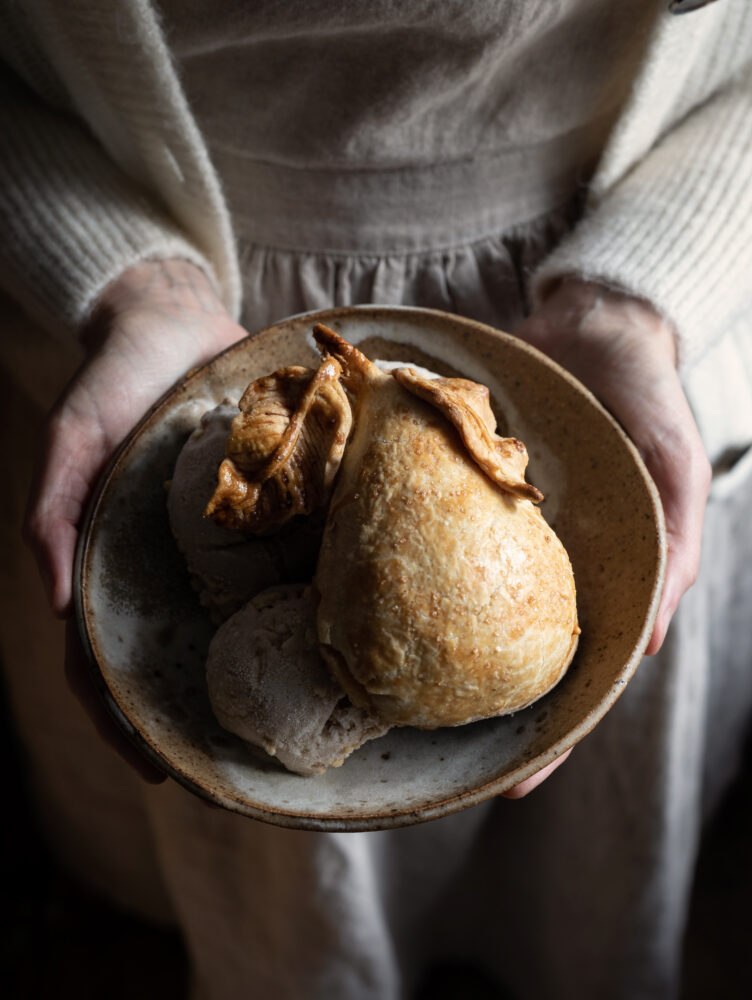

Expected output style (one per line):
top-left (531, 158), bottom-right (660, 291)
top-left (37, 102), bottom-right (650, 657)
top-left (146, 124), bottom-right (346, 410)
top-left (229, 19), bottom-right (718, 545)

top-left (75, 306), bottom-right (666, 831)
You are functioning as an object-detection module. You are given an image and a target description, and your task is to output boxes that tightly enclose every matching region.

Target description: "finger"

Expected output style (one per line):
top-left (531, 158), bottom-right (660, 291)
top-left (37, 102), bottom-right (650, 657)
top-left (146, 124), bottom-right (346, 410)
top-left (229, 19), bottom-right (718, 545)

top-left (515, 282), bottom-right (711, 657)
top-left (644, 534), bottom-right (702, 655)
top-left (501, 748), bottom-right (573, 799)
top-left (25, 410), bottom-right (103, 616)
top-left (575, 349), bottom-right (709, 656)
top-left (633, 400), bottom-right (710, 655)
top-left (65, 620), bottom-right (166, 784)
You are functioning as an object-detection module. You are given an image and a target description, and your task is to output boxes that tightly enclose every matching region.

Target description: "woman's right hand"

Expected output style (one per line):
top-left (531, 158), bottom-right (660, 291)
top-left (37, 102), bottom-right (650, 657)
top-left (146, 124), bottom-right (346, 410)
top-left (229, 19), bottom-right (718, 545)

top-left (24, 258), bottom-right (248, 618)
top-left (24, 258), bottom-right (248, 780)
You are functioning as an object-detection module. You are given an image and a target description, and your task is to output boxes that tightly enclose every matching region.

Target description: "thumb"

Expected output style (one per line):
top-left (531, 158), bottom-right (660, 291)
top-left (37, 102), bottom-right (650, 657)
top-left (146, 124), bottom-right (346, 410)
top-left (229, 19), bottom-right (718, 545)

top-left (24, 395), bottom-right (111, 617)
top-left (638, 417), bottom-right (710, 654)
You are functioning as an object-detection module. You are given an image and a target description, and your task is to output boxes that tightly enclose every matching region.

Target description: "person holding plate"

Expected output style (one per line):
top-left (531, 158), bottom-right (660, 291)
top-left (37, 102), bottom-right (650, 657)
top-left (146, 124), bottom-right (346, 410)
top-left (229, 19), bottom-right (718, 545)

top-left (2, 1), bottom-right (752, 997)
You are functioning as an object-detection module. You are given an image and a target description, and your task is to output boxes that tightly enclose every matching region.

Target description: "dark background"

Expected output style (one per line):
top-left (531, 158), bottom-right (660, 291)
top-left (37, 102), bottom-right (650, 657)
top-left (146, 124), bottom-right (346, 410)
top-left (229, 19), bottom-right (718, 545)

top-left (2, 669), bottom-right (750, 1000)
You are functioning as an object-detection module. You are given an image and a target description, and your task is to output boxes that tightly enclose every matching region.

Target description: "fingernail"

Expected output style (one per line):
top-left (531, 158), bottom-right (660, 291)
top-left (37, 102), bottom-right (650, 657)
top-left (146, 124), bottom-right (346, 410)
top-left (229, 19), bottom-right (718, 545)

top-left (669, 0), bottom-right (720, 13)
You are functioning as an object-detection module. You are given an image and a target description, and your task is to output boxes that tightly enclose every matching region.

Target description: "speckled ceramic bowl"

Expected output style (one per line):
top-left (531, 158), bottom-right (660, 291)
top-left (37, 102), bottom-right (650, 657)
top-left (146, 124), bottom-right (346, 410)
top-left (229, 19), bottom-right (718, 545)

top-left (75, 305), bottom-right (666, 831)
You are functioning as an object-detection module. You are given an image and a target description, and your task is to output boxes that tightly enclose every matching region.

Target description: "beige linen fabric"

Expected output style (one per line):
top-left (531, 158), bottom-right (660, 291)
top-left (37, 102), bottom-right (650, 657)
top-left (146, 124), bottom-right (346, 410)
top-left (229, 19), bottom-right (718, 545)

top-left (2, 2), bottom-right (752, 998)
top-left (4, 209), bottom-right (752, 998)
top-left (159, 0), bottom-right (654, 172)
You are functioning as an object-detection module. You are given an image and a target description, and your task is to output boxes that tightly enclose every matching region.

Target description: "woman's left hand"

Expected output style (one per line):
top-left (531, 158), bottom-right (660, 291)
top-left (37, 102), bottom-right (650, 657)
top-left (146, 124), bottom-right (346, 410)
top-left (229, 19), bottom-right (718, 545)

top-left (501, 277), bottom-right (711, 798)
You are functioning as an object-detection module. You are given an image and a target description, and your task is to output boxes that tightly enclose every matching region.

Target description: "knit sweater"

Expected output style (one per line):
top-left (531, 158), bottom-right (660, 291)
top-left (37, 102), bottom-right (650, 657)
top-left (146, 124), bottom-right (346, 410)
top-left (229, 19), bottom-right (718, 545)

top-left (0, 0), bottom-right (751, 374)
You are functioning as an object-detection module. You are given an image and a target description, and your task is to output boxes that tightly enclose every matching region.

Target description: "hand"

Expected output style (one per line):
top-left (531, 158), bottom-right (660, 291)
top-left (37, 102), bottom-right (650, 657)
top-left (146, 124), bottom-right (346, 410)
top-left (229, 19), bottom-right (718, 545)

top-left (24, 258), bottom-right (248, 782)
top-left (515, 278), bottom-right (710, 656)
top-left (500, 278), bottom-right (710, 799)
top-left (501, 751), bottom-right (574, 799)
top-left (25, 258), bottom-right (247, 616)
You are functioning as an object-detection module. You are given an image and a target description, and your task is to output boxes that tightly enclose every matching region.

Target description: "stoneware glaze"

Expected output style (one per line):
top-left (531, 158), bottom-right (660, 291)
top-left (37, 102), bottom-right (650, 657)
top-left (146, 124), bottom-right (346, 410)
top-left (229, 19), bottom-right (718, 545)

top-left (75, 306), bottom-right (666, 831)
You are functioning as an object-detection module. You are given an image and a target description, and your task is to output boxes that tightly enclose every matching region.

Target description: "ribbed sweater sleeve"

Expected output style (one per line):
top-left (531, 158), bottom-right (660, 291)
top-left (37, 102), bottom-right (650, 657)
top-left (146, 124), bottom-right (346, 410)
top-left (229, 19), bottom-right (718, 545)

top-left (532, 65), bottom-right (752, 372)
top-left (0, 69), bottom-right (216, 334)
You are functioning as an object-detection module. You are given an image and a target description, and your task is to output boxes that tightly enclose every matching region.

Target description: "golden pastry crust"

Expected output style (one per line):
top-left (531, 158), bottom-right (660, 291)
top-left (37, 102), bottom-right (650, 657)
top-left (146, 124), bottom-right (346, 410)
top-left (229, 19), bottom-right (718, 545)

top-left (393, 368), bottom-right (543, 503)
top-left (205, 359), bottom-right (352, 532)
top-left (312, 326), bottom-right (579, 729)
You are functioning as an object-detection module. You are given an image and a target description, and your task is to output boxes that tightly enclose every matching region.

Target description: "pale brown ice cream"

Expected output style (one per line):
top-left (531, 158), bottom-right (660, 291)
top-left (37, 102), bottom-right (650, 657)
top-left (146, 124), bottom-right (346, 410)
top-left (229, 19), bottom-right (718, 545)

top-left (206, 585), bottom-right (389, 775)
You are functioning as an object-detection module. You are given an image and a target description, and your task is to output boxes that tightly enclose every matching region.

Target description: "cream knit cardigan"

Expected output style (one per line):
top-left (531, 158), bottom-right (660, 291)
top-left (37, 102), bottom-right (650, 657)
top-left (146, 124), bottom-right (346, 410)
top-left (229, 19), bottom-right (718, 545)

top-left (0, 0), bottom-right (751, 373)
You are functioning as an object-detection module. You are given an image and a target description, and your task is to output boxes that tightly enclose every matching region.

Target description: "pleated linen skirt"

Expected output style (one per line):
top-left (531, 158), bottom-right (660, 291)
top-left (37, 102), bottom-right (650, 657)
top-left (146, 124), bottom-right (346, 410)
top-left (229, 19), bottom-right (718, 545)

top-left (224, 137), bottom-right (592, 337)
top-left (3, 143), bottom-right (752, 1000)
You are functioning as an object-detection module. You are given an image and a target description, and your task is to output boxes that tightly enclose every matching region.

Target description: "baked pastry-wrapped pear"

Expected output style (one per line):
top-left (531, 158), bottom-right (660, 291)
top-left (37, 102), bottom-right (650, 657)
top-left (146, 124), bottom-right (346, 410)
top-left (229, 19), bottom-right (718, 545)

top-left (205, 359), bottom-right (351, 532)
top-left (312, 324), bottom-right (579, 729)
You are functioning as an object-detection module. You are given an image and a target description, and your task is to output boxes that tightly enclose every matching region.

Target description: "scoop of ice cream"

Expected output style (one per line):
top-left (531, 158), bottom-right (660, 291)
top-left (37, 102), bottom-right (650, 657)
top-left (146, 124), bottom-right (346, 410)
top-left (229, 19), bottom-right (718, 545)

top-left (206, 585), bottom-right (389, 775)
top-left (167, 402), bottom-right (324, 622)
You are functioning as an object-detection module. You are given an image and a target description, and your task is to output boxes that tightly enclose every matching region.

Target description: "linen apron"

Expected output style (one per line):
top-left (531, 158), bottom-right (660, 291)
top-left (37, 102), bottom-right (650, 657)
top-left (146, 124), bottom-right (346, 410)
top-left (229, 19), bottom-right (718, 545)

top-left (3, 144), bottom-right (752, 999)
top-left (4, 5), bottom-right (752, 999)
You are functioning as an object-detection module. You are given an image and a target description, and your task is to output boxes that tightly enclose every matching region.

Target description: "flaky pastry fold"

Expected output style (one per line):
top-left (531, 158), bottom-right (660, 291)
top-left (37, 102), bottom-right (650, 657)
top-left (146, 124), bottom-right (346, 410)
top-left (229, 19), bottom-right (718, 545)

top-left (205, 359), bottom-right (352, 532)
